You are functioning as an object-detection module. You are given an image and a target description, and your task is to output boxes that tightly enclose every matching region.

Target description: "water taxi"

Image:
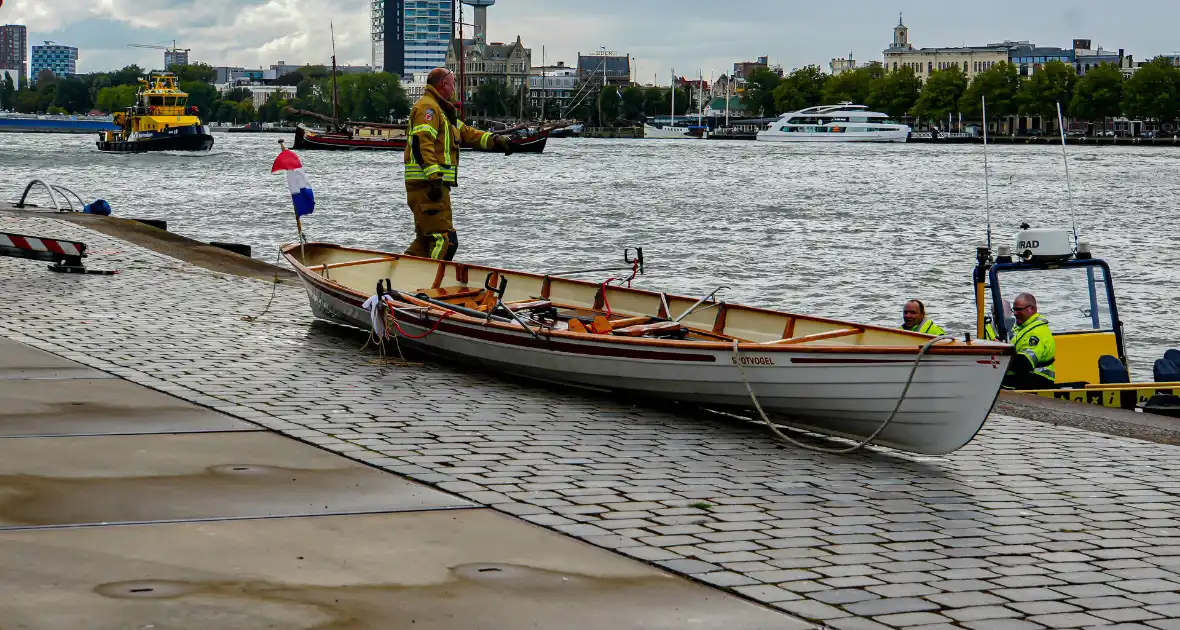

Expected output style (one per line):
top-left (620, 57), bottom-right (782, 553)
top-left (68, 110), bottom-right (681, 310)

top-left (973, 225), bottom-right (1180, 415)
top-left (97, 72), bottom-right (213, 152)
top-left (756, 103), bottom-right (910, 143)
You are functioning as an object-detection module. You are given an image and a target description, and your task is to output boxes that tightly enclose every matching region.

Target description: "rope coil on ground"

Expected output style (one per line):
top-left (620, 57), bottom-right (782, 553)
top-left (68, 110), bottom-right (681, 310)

top-left (731, 334), bottom-right (954, 454)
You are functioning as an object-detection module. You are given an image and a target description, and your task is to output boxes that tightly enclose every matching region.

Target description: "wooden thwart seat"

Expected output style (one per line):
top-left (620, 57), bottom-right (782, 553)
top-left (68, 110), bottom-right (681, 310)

top-left (761, 327), bottom-right (863, 345)
top-left (504, 299), bottom-right (553, 312)
top-left (418, 285), bottom-right (482, 300)
top-left (310, 256), bottom-right (397, 272)
top-left (612, 321), bottom-right (684, 337)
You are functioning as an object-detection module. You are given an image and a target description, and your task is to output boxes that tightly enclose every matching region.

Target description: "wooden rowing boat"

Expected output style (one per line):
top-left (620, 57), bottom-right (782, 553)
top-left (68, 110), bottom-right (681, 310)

top-left (283, 242), bottom-right (1015, 455)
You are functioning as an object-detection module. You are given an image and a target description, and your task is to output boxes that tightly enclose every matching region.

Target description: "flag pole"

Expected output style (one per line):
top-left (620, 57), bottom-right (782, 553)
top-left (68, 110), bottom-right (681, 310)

top-left (277, 139), bottom-right (306, 260)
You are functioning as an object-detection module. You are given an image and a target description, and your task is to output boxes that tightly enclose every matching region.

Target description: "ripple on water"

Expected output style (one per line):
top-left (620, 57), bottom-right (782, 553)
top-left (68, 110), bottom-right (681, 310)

top-left (1, 132), bottom-right (1177, 378)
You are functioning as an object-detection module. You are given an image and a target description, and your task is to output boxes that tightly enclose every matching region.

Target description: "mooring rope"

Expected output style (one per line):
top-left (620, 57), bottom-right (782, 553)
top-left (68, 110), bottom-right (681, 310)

top-left (241, 245), bottom-right (291, 323)
top-left (730, 334), bottom-right (953, 454)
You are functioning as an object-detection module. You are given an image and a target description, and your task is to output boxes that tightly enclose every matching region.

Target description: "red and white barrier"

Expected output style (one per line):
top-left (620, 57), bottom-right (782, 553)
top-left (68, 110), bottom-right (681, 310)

top-left (0, 230), bottom-right (112, 274)
top-left (0, 232), bottom-right (85, 257)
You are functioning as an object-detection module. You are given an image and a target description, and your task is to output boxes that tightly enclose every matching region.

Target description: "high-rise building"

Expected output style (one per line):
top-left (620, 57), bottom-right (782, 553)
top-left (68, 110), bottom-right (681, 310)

top-left (371, 1), bottom-right (455, 77)
top-left (404, 1), bottom-right (454, 75)
top-left (0, 24), bottom-right (28, 85)
top-left (30, 41), bottom-right (77, 80)
top-left (165, 49), bottom-right (190, 69)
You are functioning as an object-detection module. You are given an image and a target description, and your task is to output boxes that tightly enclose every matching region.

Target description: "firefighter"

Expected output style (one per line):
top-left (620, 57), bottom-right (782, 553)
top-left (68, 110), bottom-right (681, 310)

top-left (900, 299), bottom-right (946, 335)
top-left (403, 67), bottom-right (513, 260)
top-left (1002, 292), bottom-right (1056, 390)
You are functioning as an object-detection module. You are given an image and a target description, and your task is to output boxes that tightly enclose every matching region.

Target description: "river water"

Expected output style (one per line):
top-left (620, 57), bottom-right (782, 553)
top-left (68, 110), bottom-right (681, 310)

top-left (2, 131), bottom-right (1177, 379)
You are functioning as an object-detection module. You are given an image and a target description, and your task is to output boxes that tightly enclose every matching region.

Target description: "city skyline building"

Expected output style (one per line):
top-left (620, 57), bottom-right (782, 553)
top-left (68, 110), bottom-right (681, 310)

top-left (30, 41), bottom-right (77, 80)
top-left (164, 49), bottom-right (190, 69)
top-left (371, 0), bottom-right (456, 77)
top-left (0, 24), bottom-right (27, 85)
top-left (446, 35), bottom-right (531, 105)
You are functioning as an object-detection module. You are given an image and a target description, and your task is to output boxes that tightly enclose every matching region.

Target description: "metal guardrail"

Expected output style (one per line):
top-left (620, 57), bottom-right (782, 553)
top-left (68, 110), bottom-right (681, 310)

top-left (909, 132), bottom-right (973, 139)
top-left (15, 180), bottom-right (86, 212)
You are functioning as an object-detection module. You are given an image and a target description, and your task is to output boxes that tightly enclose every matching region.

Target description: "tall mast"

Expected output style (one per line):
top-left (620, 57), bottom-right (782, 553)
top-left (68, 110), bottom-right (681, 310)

top-left (330, 21), bottom-right (340, 128)
top-left (697, 70), bottom-right (702, 126)
top-left (456, 2), bottom-right (465, 114)
top-left (725, 74), bottom-right (730, 127)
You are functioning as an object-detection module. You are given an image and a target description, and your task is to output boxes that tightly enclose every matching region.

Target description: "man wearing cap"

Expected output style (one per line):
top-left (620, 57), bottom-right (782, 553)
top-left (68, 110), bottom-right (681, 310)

top-left (403, 67), bottom-right (513, 260)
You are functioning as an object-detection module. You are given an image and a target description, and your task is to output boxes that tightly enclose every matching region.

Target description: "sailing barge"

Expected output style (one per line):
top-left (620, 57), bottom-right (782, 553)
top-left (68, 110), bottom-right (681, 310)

top-left (288, 108), bottom-right (555, 153)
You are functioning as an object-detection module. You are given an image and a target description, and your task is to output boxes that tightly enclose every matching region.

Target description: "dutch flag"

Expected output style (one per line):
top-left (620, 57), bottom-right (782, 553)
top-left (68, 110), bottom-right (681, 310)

top-left (271, 147), bottom-right (315, 217)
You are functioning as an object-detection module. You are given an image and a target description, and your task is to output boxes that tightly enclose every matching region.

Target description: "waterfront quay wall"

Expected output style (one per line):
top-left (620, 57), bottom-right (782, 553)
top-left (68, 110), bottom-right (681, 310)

top-left (705, 129), bottom-right (1180, 146)
top-left (0, 118), bottom-right (119, 134)
top-left (582, 126), bottom-right (642, 138)
top-left (908, 133), bottom-right (1180, 146)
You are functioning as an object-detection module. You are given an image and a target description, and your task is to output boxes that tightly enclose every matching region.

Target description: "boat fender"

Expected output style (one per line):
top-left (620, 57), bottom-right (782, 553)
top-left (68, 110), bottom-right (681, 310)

top-left (83, 199), bottom-right (112, 216)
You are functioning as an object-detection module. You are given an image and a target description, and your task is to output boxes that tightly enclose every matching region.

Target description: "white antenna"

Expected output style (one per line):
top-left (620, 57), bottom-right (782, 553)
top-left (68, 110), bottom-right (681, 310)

top-left (1056, 101), bottom-right (1079, 250)
top-left (982, 95), bottom-right (992, 250)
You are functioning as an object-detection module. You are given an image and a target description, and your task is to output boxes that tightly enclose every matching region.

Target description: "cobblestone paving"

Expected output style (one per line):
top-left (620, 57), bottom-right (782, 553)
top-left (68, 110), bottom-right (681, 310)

top-left (5, 214), bottom-right (1180, 629)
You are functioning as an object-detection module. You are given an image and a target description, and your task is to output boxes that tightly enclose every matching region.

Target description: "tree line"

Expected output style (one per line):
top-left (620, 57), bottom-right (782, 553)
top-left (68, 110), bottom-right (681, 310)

top-left (739, 56), bottom-right (1180, 128)
top-left (0, 62), bottom-right (412, 126)
top-left (7, 56), bottom-right (1175, 130)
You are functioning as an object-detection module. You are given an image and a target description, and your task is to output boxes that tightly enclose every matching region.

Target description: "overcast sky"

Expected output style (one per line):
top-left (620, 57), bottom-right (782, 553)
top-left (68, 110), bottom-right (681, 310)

top-left (4, 1), bottom-right (1179, 81)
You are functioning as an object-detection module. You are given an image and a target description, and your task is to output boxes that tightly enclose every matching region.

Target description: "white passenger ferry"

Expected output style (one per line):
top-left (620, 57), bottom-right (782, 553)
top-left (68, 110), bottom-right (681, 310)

top-left (756, 103), bottom-right (911, 143)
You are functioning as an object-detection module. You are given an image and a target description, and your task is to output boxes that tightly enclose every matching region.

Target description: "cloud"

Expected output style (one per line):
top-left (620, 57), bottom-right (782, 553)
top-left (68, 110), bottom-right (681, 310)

top-left (5, 0), bottom-right (1179, 79)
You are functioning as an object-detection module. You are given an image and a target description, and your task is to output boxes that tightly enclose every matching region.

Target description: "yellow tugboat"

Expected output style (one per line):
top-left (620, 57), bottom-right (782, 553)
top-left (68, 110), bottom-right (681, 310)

top-left (97, 72), bottom-right (213, 152)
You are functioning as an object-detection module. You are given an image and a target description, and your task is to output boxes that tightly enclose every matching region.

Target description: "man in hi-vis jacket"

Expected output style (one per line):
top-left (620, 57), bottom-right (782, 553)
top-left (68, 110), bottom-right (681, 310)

top-left (402, 67), bottom-right (513, 260)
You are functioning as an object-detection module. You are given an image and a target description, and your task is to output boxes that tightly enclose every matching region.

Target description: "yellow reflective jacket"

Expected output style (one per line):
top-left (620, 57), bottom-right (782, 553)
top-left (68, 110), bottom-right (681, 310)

top-left (901, 319), bottom-right (945, 336)
top-left (983, 322), bottom-right (997, 340)
top-left (403, 86), bottom-right (496, 186)
top-left (1009, 313), bottom-right (1055, 382)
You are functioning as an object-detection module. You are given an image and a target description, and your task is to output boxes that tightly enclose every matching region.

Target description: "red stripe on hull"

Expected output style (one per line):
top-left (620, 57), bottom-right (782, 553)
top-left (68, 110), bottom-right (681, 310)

top-left (790, 357), bottom-right (958, 364)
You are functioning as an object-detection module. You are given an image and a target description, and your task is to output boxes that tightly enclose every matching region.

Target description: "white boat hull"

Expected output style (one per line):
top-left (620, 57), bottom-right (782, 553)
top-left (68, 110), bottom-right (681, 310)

top-left (295, 271), bottom-right (1009, 456)
top-left (756, 130), bottom-right (910, 143)
top-left (642, 124), bottom-right (704, 139)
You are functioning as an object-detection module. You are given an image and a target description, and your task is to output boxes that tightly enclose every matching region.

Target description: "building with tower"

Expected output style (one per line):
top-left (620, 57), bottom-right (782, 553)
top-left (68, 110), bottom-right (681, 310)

top-left (882, 14), bottom-right (1008, 80)
top-left (882, 14), bottom-right (1085, 80)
